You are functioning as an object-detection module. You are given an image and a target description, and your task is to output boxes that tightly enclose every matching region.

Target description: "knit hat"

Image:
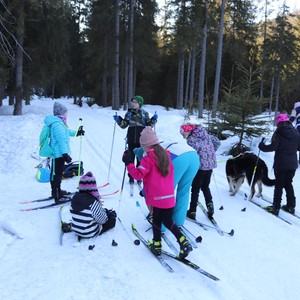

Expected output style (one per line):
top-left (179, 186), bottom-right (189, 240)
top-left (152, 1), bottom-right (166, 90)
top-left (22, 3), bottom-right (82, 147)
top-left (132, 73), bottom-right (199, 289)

top-left (294, 102), bottom-right (300, 109)
top-left (79, 172), bottom-right (100, 199)
top-left (275, 113), bottom-right (289, 125)
top-left (53, 102), bottom-right (68, 116)
top-left (140, 126), bottom-right (159, 151)
top-left (180, 124), bottom-right (196, 135)
top-left (132, 95), bottom-right (144, 107)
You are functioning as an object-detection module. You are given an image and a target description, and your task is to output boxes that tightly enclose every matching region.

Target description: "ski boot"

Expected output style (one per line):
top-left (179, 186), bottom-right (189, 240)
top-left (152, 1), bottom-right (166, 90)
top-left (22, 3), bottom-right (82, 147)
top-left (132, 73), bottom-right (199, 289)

top-left (178, 235), bottom-right (193, 259)
top-left (148, 240), bottom-right (162, 256)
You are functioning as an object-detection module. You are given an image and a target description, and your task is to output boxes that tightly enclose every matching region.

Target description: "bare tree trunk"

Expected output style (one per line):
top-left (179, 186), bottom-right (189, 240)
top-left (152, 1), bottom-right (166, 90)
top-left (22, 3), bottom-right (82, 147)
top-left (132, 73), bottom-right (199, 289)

top-left (198, 0), bottom-right (208, 118)
top-left (13, 1), bottom-right (25, 115)
top-left (275, 66), bottom-right (281, 119)
top-left (212, 0), bottom-right (226, 118)
top-left (188, 47), bottom-right (196, 110)
top-left (269, 74), bottom-right (274, 115)
top-left (177, 52), bottom-right (184, 109)
top-left (260, 0), bottom-right (268, 98)
top-left (102, 38), bottom-right (108, 107)
top-left (112, 0), bottom-right (120, 110)
top-left (185, 49), bottom-right (191, 103)
top-left (128, 0), bottom-right (135, 107)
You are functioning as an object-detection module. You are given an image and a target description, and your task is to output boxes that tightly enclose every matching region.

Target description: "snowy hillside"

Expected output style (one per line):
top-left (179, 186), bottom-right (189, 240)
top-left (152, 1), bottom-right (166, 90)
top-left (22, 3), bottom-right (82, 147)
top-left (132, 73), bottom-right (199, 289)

top-left (0, 97), bottom-right (300, 300)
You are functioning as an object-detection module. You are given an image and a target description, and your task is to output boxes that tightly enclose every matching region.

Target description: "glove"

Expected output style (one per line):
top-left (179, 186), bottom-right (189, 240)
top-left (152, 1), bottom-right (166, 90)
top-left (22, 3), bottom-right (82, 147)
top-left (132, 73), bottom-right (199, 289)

top-left (62, 153), bottom-right (72, 164)
top-left (152, 113), bottom-right (158, 121)
top-left (122, 150), bottom-right (134, 166)
top-left (133, 147), bottom-right (144, 162)
top-left (258, 138), bottom-right (265, 149)
top-left (76, 126), bottom-right (85, 136)
top-left (113, 115), bottom-right (119, 122)
top-left (106, 209), bottom-right (117, 219)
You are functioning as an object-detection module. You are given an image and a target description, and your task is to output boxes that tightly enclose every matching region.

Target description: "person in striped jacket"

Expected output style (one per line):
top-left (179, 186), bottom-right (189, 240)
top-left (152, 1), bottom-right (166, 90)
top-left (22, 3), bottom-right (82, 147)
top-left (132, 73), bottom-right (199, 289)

top-left (70, 172), bottom-right (116, 238)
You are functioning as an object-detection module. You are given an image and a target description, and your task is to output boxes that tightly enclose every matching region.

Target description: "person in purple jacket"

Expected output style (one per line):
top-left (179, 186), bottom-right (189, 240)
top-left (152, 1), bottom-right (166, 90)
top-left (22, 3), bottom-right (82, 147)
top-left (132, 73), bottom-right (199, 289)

top-left (122, 127), bottom-right (192, 259)
top-left (180, 124), bottom-right (220, 220)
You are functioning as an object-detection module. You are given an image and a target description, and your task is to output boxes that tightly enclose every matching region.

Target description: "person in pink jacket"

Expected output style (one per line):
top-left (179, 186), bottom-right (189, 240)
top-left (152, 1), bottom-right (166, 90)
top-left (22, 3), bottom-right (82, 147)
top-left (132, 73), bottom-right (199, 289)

top-left (122, 127), bottom-right (192, 259)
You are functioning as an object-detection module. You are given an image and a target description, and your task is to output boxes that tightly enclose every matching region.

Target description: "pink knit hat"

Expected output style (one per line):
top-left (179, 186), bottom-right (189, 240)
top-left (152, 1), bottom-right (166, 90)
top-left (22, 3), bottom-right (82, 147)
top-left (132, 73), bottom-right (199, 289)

top-left (140, 126), bottom-right (159, 151)
top-left (275, 114), bottom-right (289, 125)
top-left (79, 172), bottom-right (100, 199)
top-left (180, 124), bottom-right (196, 135)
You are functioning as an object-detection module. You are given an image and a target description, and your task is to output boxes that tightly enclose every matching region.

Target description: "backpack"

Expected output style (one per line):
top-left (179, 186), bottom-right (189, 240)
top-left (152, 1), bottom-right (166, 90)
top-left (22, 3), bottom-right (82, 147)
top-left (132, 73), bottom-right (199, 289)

top-left (63, 161), bottom-right (84, 178)
top-left (36, 159), bottom-right (51, 183)
top-left (39, 125), bottom-right (55, 158)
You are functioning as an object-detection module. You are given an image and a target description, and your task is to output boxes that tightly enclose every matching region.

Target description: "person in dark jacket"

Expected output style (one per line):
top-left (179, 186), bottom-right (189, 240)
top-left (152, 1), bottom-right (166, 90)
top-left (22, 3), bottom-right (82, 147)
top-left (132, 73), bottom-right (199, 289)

top-left (289, 101), bottom-right (300, 163)
top-left (70, 172), bottom-right (116, 238)
top-left (113, 95), bottom-right (157, 184)
top-left (259, 114), bottom-right (300, 215)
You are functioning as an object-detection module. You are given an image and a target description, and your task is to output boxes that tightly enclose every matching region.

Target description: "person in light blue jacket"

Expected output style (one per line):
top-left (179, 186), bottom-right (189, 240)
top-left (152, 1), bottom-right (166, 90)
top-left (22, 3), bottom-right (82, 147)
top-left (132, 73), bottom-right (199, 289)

top-left (44, 102), bottom-right (84, 203)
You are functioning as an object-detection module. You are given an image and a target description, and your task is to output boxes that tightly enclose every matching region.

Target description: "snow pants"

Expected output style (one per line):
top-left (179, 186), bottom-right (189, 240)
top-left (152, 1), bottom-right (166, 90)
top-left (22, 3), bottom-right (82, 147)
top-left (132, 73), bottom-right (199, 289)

top-left (162, 151), bottom-right (199, 230)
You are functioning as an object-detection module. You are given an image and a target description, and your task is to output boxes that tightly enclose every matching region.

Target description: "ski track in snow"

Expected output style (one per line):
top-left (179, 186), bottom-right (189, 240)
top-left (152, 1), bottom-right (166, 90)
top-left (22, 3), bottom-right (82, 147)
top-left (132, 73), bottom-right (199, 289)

top-left (1, 97), bottom-right (300, 300)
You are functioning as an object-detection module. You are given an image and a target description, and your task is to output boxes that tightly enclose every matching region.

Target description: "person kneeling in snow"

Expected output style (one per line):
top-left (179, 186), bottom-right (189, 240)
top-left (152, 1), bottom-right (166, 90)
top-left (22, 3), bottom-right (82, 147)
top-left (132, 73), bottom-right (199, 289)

top-left (70, 172), bottom-right (116, 238)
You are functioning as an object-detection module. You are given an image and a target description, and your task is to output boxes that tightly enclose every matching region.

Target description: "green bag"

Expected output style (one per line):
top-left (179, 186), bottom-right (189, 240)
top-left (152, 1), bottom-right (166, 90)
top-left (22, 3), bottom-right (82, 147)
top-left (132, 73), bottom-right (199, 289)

top-left (39, 125), bottom-right (55, 158)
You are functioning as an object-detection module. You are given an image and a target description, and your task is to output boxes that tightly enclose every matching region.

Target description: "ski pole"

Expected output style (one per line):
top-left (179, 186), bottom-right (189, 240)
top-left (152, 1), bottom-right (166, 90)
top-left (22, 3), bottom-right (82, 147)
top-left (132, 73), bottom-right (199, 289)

top-left (76, 118), bottom-right (83, 186)
top-left (107, 113), bottom-right (117, 183)
top-left (241, 145), bottom-right (263, 212)
top-left (111, 163), bottom-right (127, 246)
top-left (212, 170), bottom-right (224, 210)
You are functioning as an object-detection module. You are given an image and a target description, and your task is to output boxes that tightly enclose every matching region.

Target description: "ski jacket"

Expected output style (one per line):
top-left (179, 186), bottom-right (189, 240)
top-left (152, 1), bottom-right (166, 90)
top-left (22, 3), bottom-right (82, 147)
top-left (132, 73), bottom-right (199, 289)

top-left (117, 108), bottom-right (157, 144)
top-left (127, 149), bottom-right (175, 209)
top-left (70, 192), bottom-right (108, 238)
top-left (160, 141), bottom-right (197, 161)
top-left (44, 115), bottom-right (76, 158)
top-left (186, 125), bottom-right (220, 170)
top-left (259, 122), bottom-right (300, 170)
top-left (290, 105), bottom-right (300, 133)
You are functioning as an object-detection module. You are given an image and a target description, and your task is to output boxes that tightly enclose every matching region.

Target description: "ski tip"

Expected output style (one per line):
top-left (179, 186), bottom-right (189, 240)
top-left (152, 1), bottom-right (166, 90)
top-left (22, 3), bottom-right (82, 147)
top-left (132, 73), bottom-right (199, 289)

top-left (241, 207), bottom-right (246, 212)
top-left (219, 206), bottom-right (224, 210)
top-left (136, 201), bottom-right (141, 207)
top-left (229, 229), bottom-right (234, 236)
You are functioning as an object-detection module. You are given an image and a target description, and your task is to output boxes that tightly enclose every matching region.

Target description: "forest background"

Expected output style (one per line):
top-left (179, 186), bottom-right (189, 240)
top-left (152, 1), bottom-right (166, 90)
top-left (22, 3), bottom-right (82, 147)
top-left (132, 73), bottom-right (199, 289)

top-left (1, 0), bottom-right (300, 120)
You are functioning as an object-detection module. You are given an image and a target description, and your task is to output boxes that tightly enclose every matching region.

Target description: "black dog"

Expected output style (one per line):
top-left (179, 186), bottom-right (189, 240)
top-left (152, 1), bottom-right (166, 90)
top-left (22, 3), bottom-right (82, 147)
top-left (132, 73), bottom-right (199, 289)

top-left (226, 152), bottom-right (275, 200)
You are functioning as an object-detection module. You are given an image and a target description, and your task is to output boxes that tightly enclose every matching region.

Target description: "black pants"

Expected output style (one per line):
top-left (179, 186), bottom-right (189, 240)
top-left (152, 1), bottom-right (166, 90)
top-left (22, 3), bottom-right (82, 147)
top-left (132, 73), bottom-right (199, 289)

top-left (50, 157), bottom-right (65, 192)
top-left (128, 143), bottom-right (140, 181)
top-left (189, 169), bottom-right (213, 212)
top-left (152, 206), bottom-right (182, 242)
top-left (273, 169), bottom-right (296, 209)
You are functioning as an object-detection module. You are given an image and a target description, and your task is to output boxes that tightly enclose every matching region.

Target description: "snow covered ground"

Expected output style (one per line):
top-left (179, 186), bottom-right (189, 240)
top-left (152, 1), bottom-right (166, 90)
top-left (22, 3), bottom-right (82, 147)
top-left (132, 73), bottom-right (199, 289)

top-left (1, 97), bottom-right (300, 300)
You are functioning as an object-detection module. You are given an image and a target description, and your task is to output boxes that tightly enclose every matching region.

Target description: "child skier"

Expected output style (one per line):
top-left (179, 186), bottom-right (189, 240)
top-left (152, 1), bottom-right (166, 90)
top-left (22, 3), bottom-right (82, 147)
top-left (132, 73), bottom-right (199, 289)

top-left (290, 101), bottom-right (300, 164)
top-left (122, 127), bottom-right (192, 259)
top-left (180, 123), bottom-right (220, 219)
top-left (113, 95), bottom-right (157, 184)
top-left (70, 172), bottom-right (117, 238)
top-left (44, 102), bottom-right (85, 203)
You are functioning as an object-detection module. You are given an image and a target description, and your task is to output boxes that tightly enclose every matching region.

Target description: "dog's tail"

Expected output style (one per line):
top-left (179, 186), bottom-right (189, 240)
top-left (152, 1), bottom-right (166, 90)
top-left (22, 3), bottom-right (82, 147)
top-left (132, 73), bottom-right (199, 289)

top-left (261, 162), bottom-right (275, 186)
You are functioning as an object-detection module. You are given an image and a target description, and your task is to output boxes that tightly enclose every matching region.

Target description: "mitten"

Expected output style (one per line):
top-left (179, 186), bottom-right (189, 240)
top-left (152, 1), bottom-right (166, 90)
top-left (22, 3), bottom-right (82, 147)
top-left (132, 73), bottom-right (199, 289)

top-left (76, 126), bottom-right (85, 136)
top-left (113, 115), bottom-right (119, 122)
top-left (258, 138), bottom-right (265, 149)
top-left (122, 150), bottom-right (133, 166)
top-left (62, 153), bottom-right (72, 164)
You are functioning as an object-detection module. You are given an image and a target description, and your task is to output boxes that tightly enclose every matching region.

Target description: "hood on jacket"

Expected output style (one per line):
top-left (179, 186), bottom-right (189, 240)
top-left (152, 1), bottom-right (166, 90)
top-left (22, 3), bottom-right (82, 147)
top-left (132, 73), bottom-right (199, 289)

top-left (277, 123), bottom-right (299, 140)
top-left (44, 115), bottom-right (64, 127)
top-left (71, 192), bottom-right (96, 211)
